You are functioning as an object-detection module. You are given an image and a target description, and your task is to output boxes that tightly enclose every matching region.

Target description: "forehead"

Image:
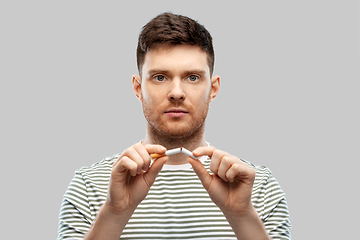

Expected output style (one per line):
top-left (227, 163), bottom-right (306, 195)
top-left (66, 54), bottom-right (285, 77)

top-left (142, 45), bottom-right (210, 76)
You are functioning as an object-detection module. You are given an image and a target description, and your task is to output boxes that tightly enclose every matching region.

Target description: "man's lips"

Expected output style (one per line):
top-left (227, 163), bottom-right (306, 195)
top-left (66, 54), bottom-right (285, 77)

top-left (164, 108), bottom-right (189, 117)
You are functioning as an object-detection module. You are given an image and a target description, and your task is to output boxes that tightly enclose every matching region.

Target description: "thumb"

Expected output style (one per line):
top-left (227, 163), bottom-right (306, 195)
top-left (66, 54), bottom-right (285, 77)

top-left (188, 157), bottom-right (212, 191)
top-left (143, 156), bottom-right (168, 187)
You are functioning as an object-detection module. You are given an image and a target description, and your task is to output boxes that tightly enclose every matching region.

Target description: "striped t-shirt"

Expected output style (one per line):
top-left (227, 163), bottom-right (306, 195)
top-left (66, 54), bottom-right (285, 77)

top-left (58, 154), bottom-right (291, 239)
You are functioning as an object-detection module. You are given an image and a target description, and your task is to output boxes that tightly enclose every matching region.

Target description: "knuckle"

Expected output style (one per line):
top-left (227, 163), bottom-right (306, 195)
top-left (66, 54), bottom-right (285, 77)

top-left (232, 163), bottom-right (242, 172)
top-left (133, 142), bottom-right (143, 149)
top-left (209, 146), bottom-right (216, 152)
top-left (129, 149), bottom-right (139, 159)
top-left (222, 156), bottom-right (232, 165)
top-left (213, 149), bottom-right (227, 158)
top-left (123, 146), bottom-right (135, 155)
top-left (212, 150), bottom-right (221, 159)
top-left (213, 149), bottom-right (221, 156)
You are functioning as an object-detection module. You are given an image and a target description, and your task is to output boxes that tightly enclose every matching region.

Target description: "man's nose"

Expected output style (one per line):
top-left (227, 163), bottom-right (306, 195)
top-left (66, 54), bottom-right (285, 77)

top-left (167, 80), bottom-right (186, 102)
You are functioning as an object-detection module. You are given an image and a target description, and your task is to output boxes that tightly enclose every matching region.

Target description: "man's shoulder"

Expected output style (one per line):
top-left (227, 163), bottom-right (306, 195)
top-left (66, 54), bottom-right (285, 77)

top-left (240, 158), bottom-right (279, 188)
top-left (76, 153), bottom-right (120, 176)
top-left (240, 159), bottom-right (272, 176)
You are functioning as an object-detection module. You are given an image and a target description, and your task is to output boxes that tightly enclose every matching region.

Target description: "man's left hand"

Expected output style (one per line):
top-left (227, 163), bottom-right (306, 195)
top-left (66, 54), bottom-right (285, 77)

top-left (188, 146), bottom-right (256, 216)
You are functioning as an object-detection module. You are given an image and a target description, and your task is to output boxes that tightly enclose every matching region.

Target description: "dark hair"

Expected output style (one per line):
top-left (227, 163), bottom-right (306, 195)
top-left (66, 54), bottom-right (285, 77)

top-left (136, 12), bottom-right (214, 76)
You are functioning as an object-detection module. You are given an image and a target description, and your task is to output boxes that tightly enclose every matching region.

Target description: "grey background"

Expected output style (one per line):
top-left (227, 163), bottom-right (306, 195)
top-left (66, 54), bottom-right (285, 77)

top-left (1, 1), bottom-right (358, 239)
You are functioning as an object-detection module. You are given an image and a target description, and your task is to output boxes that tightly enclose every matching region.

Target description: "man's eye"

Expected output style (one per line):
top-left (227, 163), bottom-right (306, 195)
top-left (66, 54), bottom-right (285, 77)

top-left (154, 75), bottom-right (166, 81)
top-left (188, 75), bottom-right (199, 82)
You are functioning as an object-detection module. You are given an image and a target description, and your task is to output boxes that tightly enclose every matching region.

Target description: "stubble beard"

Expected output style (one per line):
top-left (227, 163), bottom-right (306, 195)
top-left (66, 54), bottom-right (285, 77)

top-left (143, 102), bottom-right (209, 146)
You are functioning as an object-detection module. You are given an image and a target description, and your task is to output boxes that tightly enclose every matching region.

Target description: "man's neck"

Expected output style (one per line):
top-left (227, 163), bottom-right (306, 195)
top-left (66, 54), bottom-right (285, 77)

top-left (142, 124), bottom-right (207, 165)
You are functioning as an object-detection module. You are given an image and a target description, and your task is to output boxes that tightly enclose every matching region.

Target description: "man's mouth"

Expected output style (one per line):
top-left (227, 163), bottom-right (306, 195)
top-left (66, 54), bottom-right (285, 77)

top-left (164, 108), bottom-right (189, 117)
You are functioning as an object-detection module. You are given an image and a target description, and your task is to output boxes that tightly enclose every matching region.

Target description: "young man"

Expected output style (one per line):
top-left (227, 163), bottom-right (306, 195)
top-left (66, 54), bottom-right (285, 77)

top-left (58, 12), bottom-right (291, 239)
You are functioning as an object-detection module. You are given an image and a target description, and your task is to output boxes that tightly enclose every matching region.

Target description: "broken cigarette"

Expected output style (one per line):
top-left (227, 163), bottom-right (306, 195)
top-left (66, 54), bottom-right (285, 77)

top-left (150, 147), bottom-right (181, 159)
top-left (151, 147), bottom-right (197, 159)
top-left (181, 147), bottom-right (197, 159)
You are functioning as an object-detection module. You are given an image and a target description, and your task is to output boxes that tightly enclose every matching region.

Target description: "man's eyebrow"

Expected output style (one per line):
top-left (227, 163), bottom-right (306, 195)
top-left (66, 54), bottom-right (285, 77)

top-left (183, 69), bottom-right (207, 76)
top-left (147, 69), bottom-right (170, 76)
top-left (147, 69), bottom-right (207, 76)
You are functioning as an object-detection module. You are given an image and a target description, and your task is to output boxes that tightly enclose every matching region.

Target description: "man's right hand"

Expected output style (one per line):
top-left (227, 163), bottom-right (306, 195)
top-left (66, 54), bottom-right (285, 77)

top-left (105, 143), bottom-right (168, 214)
top-left (84, 143), bottom-right (167, 240)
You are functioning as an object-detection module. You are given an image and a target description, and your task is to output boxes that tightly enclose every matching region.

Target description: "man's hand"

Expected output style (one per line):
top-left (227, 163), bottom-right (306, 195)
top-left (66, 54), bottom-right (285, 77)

top-left (84, 143), bottom-right (168, 240)
top-left (189, 146), bottom-right (271, 239)
top-left (106, 143), bottom-right (168, 214)
top-left (188, 146), bottom-right (255, 215)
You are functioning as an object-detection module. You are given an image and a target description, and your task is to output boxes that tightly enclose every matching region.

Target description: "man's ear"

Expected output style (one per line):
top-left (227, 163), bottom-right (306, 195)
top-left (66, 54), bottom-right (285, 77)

top-left (132, 74), bottom-right (142, 102)
top-left (209, 75), bottom-right (220, 102)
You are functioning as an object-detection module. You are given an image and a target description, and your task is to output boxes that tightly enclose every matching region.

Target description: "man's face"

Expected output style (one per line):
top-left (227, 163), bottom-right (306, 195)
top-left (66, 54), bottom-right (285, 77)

top-left (133, 44), bottom-right (220, 138)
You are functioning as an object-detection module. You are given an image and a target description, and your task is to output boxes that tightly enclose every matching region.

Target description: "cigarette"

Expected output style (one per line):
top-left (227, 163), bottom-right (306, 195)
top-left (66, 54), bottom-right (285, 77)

top-left (181, 148), bottom-right (198, 159)
top-left (150, 147), bottom-right (197, 159)
top-left (151, 147), bottom-right (182, 159)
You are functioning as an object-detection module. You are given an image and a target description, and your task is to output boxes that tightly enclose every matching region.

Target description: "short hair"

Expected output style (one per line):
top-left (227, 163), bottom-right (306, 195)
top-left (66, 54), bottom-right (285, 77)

top-left (136, 12), bottom-right (214, 76)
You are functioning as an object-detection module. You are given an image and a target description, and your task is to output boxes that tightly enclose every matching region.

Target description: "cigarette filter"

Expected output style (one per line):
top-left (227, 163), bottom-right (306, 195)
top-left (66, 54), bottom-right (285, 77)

top-left (151, 147), bottom-right (181, 159)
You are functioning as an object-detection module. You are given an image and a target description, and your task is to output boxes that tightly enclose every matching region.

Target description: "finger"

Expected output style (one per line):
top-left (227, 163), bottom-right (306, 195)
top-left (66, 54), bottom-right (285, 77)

top-left (124, 147), bottom-right (146, 174)
top-left (188, 157), bottom-right (212, 191)
top-left (225, 164), bottom-right (240, 183)
top-left (226, 163), bottom-right (256, 184)
top-left (132, 143), bottom-right (152, 171)
top-left (113, 156), bottom-right (138, 177)
top-left (144, 144), bottom-right (167, 155)
top-left (209, 149), bottom-right (228, 175)
top-left (192, 147), bottom-right (227, 175)
top-left (144, 144), bottom-right (166, 169)
top-left (143, 156), bottom-right (168, 187)
top-left (124, 144), bottom-right (166, 174)
top-left (217, 155), bottom-right (233, 182)
top-left (192, 146), bottom-right (216, 158)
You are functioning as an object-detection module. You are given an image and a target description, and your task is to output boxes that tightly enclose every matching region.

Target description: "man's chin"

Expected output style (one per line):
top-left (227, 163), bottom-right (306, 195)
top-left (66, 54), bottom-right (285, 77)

top-left (165, 132), bottom-right (191, 139)
top-left (147, 118), bottom-right (206, 140)
top-left (157, 125), bottom-right (203, 139)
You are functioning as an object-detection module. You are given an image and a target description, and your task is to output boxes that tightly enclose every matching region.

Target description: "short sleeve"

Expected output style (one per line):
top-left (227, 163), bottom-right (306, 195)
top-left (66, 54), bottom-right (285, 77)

top-left (264, 197), bottom-right (291, 239)
top-left (247, 160), bottom-right (291, 239)
top-left (57, 172), bottom-right (93, 239)
top-left (257, 171), bottom-right (291, 239)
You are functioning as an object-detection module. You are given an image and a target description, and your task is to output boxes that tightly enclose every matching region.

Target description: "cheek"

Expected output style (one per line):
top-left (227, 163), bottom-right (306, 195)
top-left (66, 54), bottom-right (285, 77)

top-left (141, 86), bottom-right (156, 104)
top-left (196, 89), bottom-right (212, 105)
top-left (142, 89), bottom-right (164, 115)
